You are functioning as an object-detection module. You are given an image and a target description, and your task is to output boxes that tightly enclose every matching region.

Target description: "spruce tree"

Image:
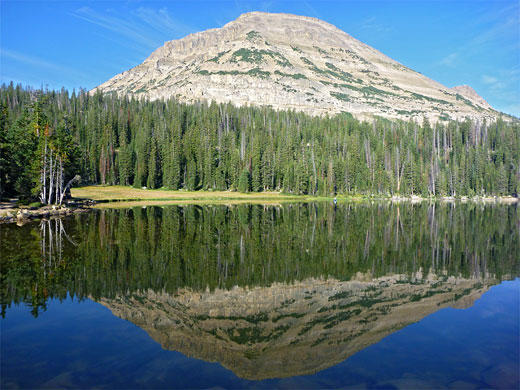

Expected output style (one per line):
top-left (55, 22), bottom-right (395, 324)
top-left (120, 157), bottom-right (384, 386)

top-left (238, 169), bottom-right (251, 192)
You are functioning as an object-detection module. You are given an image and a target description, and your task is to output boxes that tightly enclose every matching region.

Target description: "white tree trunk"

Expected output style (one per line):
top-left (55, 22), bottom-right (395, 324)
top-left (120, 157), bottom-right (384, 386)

top-left (59, 175), bottom-right (80, 205)
top-left (48, 150), bottom-right (54, 204)
top-left (40, 140), bottom-right (48, 203)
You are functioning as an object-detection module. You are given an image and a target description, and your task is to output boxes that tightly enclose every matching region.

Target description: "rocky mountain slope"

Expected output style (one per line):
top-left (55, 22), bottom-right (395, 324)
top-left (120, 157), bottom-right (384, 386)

top-left (99, 273), bottom-right (495, 380)
top-left (94, 12), bottom-right (502, 123)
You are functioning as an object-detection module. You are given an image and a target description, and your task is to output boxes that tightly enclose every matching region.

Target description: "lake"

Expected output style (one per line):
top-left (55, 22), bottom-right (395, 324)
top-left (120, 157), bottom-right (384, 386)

top-left (1, 202), bottom-right (519, 389)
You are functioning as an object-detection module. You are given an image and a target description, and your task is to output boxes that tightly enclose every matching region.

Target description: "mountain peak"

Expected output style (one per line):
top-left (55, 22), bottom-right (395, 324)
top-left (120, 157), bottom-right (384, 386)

top-left (233, 11), bottom-right (341, 30)
top-left (95, 12), bottom-right (500, 122)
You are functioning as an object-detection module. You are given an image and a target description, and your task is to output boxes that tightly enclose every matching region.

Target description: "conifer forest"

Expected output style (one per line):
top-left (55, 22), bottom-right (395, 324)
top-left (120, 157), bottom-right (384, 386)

top-left (1, 83), bottom-right (519, 201)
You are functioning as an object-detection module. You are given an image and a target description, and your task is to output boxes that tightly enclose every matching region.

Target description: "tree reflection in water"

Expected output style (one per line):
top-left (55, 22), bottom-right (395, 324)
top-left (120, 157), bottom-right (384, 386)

top-left (1, 203), bottom-right (518, 319)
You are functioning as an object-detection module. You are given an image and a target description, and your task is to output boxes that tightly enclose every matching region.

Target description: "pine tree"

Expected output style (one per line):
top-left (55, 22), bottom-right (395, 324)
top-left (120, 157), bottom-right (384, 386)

top-left (326, 160), bottom-right (336, 196)
top-left (497, 163), bottom-right (508, 195)
top-left (147, 138), bottom-right (160, 189)
top-left (238, 169), bottom-right (251, 192)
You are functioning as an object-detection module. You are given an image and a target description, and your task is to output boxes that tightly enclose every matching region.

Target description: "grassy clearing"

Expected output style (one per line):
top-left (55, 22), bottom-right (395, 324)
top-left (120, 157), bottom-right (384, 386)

top-left (71, 185), bottom-right (337, 206)
top-left (67, 186), bottom-right (520, 208)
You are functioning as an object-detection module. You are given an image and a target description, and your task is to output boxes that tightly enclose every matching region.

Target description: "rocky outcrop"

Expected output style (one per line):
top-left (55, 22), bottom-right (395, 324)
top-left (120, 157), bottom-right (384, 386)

top-left (94, 12), bottom-right (504, 123)
top-left (98, 272), bottom-right (495, 379)
top-left (0, 202), bottom-right (94, 225)
top-left (452, 85), bottom-right (492, 110)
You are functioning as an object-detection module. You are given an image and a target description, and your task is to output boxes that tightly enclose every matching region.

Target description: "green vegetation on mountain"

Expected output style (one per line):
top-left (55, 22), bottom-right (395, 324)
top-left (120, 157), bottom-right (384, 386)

top-left (246, 30), bottom-right (261, 41)
top-left (330, 91), bottom-right (351, 102)
top-left (197, 68), bottom-right (270, 79)
top-left (274, 70), bottom-right (307, 80)
top-left (207, 50), bottom-right (230, 63)
top-left (229, 48), bottom-right (291, 67)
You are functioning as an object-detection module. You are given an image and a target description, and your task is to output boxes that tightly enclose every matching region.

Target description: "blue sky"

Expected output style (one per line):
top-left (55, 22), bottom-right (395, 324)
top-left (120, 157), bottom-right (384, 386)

top-left (1, 0), bottom-right (518, 116)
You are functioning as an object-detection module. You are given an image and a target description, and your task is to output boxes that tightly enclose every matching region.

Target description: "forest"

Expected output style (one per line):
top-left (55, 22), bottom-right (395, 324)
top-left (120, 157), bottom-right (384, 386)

top-left (1, 82), bottom-right (519, 201)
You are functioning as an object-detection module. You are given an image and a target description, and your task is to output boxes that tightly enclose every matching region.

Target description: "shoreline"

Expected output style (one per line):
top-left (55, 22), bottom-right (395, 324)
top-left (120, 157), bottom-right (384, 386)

top-left (71, 186), bottom-right (518, 205)
top-left (0, 200), bottom-right (94, 225)
top-left (1, 186), bottom-right (517, 225)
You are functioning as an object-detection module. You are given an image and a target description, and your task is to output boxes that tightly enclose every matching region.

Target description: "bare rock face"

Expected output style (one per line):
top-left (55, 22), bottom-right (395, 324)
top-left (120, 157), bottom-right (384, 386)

top-left (94, 12), bottom-right (502, 123)
top-left (98, 273), bottom-right (495, 380)
top-left (452, 85), bottom-right (492, 110)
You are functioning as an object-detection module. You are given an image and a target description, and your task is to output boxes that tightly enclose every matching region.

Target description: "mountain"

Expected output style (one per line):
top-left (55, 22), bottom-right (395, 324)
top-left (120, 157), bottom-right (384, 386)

top-left (452, 85), bottom-right (492, 109)
top-left (99, 273), bottom-right (495, 380)
top-left (94, 12), bottom-right (502, 123)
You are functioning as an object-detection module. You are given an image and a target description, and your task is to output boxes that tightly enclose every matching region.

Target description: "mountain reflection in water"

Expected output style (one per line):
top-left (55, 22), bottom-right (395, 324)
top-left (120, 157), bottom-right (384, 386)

top-left (1, 202), bottom-right (518, 386)
top-left (100, 274), bottom-right (493, 379)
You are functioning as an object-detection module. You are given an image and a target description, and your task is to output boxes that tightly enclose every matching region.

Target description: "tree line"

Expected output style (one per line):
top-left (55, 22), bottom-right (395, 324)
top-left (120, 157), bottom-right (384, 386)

top-left (1, 83), bottom-right (519, 200)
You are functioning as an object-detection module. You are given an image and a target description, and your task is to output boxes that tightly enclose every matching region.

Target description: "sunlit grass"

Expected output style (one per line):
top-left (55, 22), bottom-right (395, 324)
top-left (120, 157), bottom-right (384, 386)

top-left (71, 185), bottom-right (337, 205)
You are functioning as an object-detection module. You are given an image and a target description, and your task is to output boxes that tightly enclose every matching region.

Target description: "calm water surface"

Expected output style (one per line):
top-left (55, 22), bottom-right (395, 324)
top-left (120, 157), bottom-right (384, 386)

top-left (1, 202), bottom-right (519, 389)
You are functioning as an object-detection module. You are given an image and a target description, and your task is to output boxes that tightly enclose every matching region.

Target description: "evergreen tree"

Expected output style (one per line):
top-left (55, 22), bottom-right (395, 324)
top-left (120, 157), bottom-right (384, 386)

top-left (238, 169), bottom-right (251, 192)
